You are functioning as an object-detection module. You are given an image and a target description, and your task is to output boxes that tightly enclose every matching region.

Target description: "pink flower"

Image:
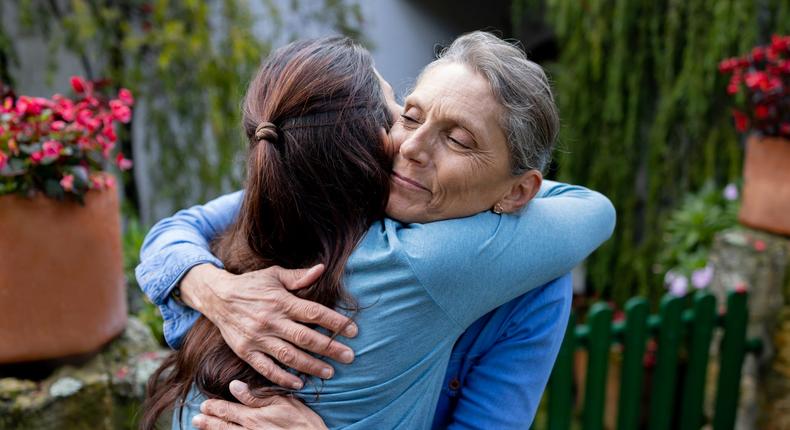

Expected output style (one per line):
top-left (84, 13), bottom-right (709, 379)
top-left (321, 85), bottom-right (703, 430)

top-left (89, 174), bottom-right (104, 190)
top-left (691, 266), bottom-right (714, 289)
top-left (15, 96), bottom-right (43, 116)
top-left (30, 151), bottom-right (44, 164)
top-left (42, 140), bottom-right (63, 159)
top-left (734, 282), bottom-right (748, 294)
top-left (0, 150), bottom-right (7, 170)
top-left (60, 174), bottom-right (74, 191)
top-left (109, 100), bottom-right (132, 123)
top-left (118, 88), bottom-right (134, 106)
top-left (104, 175), bottom-right (116, 189)
top-left (116, 152), bottom-right (133, 171)
top-left (668, 275), bottom-right (688, 297)
top-left (723, 183), bottom-right (739, 201)
top-left (51, 120), bottom-right (66, 131)
top-left (753, 240), bottom-right (767, 252)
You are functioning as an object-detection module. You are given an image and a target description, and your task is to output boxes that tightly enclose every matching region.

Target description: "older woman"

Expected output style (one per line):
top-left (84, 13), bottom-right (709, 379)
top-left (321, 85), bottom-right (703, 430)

top-left (137, 31), bottom-right (615, 429)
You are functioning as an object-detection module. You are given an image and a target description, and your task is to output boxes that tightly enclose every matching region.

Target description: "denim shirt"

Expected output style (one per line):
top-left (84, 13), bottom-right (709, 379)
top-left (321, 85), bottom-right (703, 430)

top-left (136, 185), bottom-right (598, 428)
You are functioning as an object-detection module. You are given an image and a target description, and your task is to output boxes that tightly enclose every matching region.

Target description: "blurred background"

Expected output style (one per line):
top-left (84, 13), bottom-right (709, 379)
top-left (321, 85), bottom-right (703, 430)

top-left (2, 1), bottom-right (790, 428)
top-left (2, 0), bottom-right (787, 303)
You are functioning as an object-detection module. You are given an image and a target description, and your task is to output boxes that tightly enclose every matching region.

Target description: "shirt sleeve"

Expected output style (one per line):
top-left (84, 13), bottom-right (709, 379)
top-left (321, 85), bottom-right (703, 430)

top-left (134, 190), bottom-right (243, 348)
top-left (399, 180), bottom-right (615, 328)
top-left (446, 274), bottom-right (573, 429)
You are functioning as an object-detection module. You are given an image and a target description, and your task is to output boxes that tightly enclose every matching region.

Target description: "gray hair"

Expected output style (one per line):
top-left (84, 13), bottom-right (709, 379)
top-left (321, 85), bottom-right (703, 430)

top-left (424, 31), bottom-right (559, 175)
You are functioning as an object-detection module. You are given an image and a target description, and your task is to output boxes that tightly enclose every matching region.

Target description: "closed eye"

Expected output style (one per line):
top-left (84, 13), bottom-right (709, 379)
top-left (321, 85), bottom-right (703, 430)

top-left (448, 136), bottom-right (471, 150)
top-left (400, 114), bottom-right (419, 123)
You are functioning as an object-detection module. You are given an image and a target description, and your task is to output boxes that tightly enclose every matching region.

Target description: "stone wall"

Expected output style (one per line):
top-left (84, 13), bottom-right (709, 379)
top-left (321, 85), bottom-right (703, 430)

top-left (0, 318), bottom-right (169, 430)
top-left (708, 227), bottom-right (790, 430)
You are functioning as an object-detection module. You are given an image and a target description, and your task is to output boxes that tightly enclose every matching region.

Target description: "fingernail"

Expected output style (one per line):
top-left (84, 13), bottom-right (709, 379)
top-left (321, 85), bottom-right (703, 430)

top-left (292, 380), bottom-right (304, 390)
top-left (321, 367), bottom-right (333, 379)
top-left (341, 350), bottom-right (354, 363)
top-left (344, 324), bottom-right (358, 337)
top-left (229, 380), bottom-right (247, 394)
top-left (200, 401), bottom-right (208, 413)
top-left (192, 414), bottom-right (205, 427)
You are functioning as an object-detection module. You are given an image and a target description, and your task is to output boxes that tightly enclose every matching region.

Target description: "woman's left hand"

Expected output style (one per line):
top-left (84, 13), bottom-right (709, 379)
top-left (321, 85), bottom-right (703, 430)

top-left (192, 380), bottom-right (328, 430)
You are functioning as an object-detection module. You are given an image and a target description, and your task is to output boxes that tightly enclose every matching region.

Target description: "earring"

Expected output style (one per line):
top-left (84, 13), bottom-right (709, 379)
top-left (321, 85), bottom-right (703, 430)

top-left (492, 203), bottom-right (504, 214)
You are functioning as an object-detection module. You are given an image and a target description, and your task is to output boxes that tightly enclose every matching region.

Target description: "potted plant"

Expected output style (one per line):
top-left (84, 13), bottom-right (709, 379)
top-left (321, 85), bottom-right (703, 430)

top-left (720, 34), bottom-right (790, 236)
top-left (0, 77), bottom-right (134, 364)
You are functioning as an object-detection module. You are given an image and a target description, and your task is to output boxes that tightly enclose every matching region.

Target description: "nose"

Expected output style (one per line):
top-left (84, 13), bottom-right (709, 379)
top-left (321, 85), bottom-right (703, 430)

top-left (399, 128), bottom-right (432, 167)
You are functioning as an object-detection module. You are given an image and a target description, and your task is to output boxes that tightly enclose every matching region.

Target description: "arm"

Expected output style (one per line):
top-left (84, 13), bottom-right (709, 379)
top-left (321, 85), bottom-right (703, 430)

top-left (135, 191), bottom-right (357, 388)
top-left (404, 180), bottom-right (614, 328)
top-left (443, 275), bottom-right (573, 429)
top-left (136, 191), bottom-right (242, 348)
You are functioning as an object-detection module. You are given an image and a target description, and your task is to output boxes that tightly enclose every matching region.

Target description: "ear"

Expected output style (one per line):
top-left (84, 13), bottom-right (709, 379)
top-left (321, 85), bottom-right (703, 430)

top-left (498, 170), bottom-right (542, 213)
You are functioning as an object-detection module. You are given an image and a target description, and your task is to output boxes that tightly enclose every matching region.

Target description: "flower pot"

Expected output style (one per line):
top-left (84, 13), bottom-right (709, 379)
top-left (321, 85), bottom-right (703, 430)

top-left (739, 135), bottom-right (790, 236)
top-left (0, 189), bottom-right (127, 364)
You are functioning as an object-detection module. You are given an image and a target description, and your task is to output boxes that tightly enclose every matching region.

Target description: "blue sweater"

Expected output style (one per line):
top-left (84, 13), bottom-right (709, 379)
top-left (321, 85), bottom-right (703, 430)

top-left (136, 181), bottom-right (615, 429)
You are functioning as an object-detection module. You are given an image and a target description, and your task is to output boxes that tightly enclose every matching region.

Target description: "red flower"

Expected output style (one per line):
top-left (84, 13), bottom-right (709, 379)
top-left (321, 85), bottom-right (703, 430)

top-left (70, 76), bottom-right (87, 94)
top-left (732, 110), bottom-right (749, 132)
top-left (780, 123), bottom-right (790, 136)
top-left (0, 150), bottom-right (7, 170)
top-left (754, 105), bottom-right (770, 119)
top-left (751, 46), bottom-right (765, 62)
top-left (116, 152), bottom-right (133, 171)
top-left (118, 88), bottom-right (134, 106)
top-left (109, 100), bottom-right (132, 123)
top-left (744, 71), bottom-right (766, 89)
top-left (753, 239), bottom-right (767, 252)
top-left (772, 34), bottom-right (789, 53)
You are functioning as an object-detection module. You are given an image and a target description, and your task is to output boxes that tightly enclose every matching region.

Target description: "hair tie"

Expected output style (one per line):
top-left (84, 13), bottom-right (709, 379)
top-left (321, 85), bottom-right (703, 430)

top-left (255, 121), bottom-right (279, 143)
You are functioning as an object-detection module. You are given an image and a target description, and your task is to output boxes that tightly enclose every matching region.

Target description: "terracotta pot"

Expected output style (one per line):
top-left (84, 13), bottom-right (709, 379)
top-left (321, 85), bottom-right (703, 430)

top-left (0, 190), bottom-right (127, 364)
top-left (739, 135), bottom-right (790, 236)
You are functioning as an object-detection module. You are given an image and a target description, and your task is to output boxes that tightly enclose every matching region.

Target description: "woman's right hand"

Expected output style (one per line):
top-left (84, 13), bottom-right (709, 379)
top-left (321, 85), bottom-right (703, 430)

top-left (179, 263), bottom-right (357, 390)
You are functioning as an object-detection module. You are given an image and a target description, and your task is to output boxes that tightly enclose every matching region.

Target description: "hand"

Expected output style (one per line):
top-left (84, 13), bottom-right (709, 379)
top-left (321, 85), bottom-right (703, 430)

top-left (192, 380), bottom-right (328, 430)
top-left (180, 263), bottom-right (357, 389)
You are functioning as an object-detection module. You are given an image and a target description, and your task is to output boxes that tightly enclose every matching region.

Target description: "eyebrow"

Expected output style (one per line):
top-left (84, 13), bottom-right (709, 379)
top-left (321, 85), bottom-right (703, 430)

top-left (405, 94), bottom-right (484, 143)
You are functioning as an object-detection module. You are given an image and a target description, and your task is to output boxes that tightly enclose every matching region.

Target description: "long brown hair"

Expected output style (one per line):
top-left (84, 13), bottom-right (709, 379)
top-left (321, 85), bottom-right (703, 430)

top-left (141, 37), bottom-right (392, 428)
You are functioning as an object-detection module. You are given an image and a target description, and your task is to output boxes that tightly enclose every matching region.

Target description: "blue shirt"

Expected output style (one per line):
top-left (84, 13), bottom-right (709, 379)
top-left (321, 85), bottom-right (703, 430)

top-left (136, 181), bottom-right (614, 429)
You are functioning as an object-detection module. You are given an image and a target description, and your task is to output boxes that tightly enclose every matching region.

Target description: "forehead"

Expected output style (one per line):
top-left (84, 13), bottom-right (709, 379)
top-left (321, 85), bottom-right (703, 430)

top-left (407, 62), bottom-right (503, 139)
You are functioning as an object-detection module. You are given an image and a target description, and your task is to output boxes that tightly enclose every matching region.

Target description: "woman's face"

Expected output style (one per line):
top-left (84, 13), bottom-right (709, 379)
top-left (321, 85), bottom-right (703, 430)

top-left (380, 62), bottom-right (520, 223)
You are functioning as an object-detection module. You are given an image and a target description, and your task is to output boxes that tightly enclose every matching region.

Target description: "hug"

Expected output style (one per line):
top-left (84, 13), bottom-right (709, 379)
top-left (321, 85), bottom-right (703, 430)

top-left (136, 31), bottom-right (615, 429)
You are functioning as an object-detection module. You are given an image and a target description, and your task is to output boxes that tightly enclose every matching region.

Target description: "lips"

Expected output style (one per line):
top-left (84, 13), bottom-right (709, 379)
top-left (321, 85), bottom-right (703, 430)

top-left (392, 172), bottom-right (430, 192)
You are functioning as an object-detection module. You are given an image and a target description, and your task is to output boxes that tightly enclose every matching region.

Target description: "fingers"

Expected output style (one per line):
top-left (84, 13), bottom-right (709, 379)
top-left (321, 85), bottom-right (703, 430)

top-left (192, 414), bottom-right (244, 430)
top-left (229, 380), bottom-right (284, 408)
top-left (259, 336), bottom-right (337, 379)
top-left (287, 297), bottom-right (358, 338)
top-left (243, 351), bottom-right (304, 390)
top-left (201, 399), bottom-right (255, 428)
top-left (279, 320), bottom-right (354, 365)
top-left (273, 264), bottom-right (325, 291)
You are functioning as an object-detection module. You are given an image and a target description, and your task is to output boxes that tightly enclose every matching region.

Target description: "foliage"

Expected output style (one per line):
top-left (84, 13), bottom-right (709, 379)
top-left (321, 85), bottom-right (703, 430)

top-left (0, 77), bottom-right (132, 201)
top-left (540, 0), bottom-right (790, 302)
top-left (720, 35), bottom-right (790, 137)
top-left (657, 182), bottom-right (739, 296)
top-left (3, 0), bottom-right (364, 221)
top-left (122, 213), bottom-right (165, 345)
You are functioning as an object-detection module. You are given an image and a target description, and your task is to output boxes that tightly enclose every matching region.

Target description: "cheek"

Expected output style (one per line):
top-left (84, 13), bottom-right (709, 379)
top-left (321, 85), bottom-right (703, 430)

top-left (388, 126), bottom-right (407, 154)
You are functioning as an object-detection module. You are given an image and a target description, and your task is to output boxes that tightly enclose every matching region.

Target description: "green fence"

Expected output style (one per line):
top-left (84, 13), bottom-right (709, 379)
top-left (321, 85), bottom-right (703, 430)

top-left (535, 290), bottom-right (762, 430)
